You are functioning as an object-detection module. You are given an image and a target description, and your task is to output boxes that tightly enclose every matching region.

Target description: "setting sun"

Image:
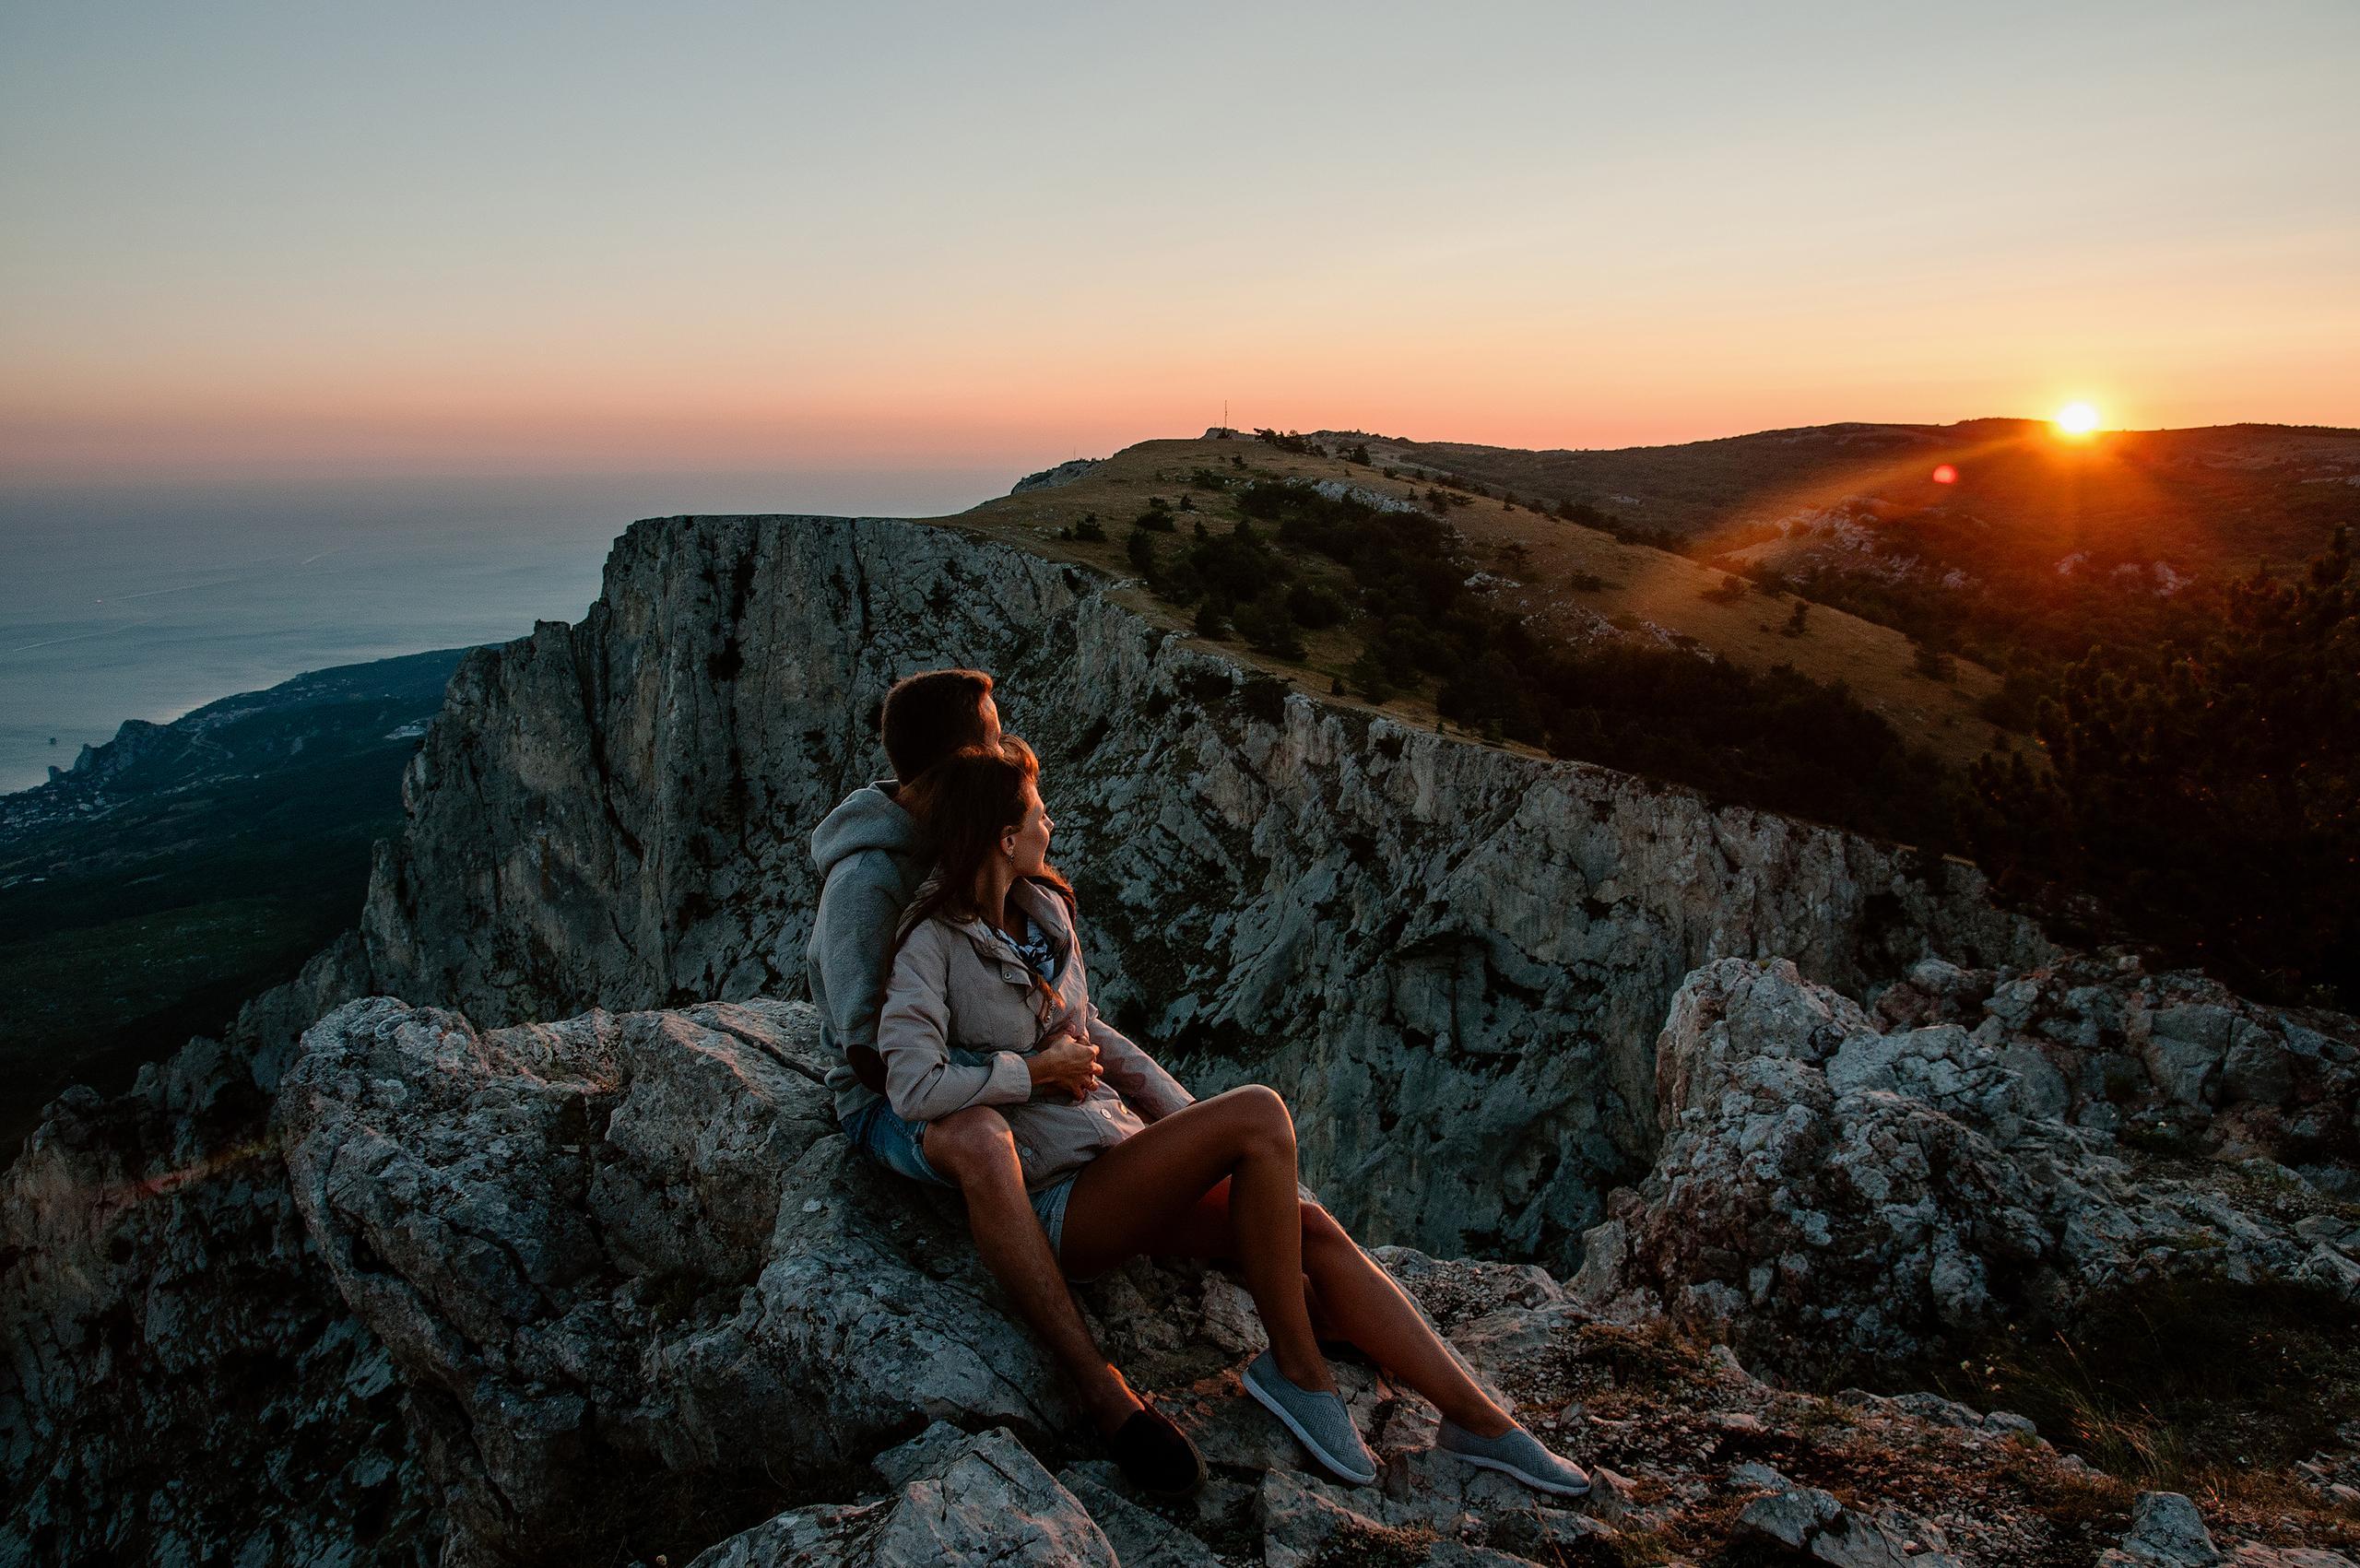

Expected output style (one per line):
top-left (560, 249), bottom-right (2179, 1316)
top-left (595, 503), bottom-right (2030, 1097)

top-left (2055, 402), bottom-right (2103, 436)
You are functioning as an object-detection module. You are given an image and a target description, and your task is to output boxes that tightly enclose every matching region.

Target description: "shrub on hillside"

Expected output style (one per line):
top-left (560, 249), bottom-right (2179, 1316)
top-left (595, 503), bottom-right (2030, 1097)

top-left (1147, 477), bottom-right (1960, 849)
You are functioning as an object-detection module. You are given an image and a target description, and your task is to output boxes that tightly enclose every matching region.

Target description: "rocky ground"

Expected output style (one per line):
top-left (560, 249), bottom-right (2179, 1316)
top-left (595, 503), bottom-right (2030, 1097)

top-left (262, 986), bottom-right (2360, 1565)
top-left (8, 945), bottom-right (2358, 1564)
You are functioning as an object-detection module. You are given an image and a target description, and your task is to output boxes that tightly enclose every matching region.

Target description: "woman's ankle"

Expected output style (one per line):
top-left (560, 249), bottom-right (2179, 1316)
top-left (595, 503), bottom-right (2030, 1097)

top-left (1270, 1344), bottom-right (1338, 1394)
top-left (1444, 1401), bottom-right (1516, 1440)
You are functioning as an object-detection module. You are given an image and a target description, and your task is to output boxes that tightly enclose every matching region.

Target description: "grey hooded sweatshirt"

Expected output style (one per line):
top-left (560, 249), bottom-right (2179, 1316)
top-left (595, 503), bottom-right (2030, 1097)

top-left (807, 780), bottom-right (931, 1122)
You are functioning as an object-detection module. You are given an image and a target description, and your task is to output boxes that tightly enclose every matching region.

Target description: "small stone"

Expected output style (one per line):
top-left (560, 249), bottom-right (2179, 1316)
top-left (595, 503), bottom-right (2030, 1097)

top-left (2115, 1491), bottom-right (2223, 1567)
top-left (1729, 1461), bottom-right (1792, 1491)
top-left (1738, 1485), bottom-right (1844, 1550)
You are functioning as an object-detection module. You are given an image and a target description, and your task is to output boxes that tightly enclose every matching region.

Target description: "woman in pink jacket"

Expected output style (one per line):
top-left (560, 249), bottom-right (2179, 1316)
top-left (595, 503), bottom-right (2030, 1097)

top-left (868, 736), bottom-right (1590, 1497)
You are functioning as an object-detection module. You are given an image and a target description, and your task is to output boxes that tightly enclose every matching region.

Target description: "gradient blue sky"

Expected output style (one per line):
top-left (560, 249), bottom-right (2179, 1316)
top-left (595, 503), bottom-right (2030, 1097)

top-left (4, 0), bottom-right (2356, 479)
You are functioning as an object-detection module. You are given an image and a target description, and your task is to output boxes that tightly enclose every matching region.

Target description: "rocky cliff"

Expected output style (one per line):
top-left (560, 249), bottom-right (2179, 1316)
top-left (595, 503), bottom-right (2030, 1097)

top-left (6, 511), bottom-right (2358, 1566)
top-left (359, 512), bottom-right (2048, 1266)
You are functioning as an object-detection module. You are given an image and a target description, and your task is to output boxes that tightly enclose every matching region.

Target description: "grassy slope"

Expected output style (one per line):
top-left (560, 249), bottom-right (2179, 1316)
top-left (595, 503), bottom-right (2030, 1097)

top-left (1356, 420), bottom-right (2360, 570)
top-left (929, 435), bottom-right (2012, 771)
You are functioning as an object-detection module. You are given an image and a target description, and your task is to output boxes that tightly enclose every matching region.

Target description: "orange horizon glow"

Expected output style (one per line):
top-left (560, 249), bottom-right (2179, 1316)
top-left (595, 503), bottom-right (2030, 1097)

top-left (2, 383), bottom-right (2343, 488)
top-left (5, 6), bottom-right (2356, 488)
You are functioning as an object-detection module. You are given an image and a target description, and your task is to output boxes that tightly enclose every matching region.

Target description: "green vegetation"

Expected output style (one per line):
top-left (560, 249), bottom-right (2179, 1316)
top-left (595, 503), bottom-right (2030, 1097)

top-left (1139, 478), bottom-right (1960, 848)
top-left (0, 650), bottom-right (460, 1146)
top-left (1966, 527), bottom-right (2358, 1005)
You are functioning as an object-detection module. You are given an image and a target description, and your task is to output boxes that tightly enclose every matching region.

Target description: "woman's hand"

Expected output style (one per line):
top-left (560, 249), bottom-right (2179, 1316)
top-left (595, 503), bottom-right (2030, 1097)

top-left (1028, 1032), bottom-right (1102, 1102)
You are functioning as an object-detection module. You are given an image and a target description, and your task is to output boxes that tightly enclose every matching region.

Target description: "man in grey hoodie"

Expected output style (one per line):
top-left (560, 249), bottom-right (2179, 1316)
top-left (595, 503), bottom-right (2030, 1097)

top-left (806, 668), bottom-right (1205, 1496)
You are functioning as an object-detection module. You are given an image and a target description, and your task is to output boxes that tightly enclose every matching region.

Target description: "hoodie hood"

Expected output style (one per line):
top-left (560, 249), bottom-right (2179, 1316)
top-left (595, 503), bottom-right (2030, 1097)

top-left (810, 780), bottom-right (928, 879)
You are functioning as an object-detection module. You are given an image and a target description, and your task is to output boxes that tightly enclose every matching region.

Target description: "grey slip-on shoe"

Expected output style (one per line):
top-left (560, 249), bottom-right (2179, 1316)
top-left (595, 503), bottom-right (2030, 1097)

top-left (1435, 1417), bottom-right (1592, 1496)
top-left (1242, 1350), bottom-right (1379, 1485)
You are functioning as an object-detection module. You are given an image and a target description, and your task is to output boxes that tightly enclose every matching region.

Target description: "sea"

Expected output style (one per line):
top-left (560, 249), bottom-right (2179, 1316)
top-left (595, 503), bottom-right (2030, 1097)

top-left (0, 468), bottom-right (1012, 793)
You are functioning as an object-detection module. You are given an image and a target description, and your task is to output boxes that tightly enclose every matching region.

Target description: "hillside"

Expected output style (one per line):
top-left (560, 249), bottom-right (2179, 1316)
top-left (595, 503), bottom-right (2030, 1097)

top-left (0, 648), bottom-right (464, 1147)
top-left (1317, 420), bottom-right (2360, 670)
top-left (1351, 419), bottom-right (2360, 568)
top-left (939, 434), bottom-right (2012, 774)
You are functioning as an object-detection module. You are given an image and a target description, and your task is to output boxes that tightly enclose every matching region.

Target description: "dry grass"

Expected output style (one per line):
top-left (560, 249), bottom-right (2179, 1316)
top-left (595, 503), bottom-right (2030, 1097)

top-left (1931, 1279), bottom-right (2360, 1549)
top-left (928, 436), bottom-right (2013, 771)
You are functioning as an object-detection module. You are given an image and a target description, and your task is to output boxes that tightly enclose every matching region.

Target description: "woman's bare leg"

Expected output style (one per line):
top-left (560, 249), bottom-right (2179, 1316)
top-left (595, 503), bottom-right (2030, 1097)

top-left (1057, 1086), bottom-right (1335, 1392)
top-left (1294, 1204), bottom-right (1513, 1435)
top-left (1104, 1180), bottom-right (1514, 1436)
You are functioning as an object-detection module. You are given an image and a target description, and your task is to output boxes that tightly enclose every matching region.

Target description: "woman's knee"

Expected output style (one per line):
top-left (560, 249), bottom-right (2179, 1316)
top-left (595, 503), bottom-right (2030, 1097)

top-left (1300, 1200), bottom-right (1350, 1259)
top-left (923, 1106), bottom-right (1019, 1183)
top-left (1217, 1083), bottom-right (1296, 1152)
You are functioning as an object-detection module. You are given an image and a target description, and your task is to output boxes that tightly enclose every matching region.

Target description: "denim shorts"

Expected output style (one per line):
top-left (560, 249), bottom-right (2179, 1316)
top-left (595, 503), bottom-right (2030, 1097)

top-left (842, 1099), bottom-right (1080, 1269)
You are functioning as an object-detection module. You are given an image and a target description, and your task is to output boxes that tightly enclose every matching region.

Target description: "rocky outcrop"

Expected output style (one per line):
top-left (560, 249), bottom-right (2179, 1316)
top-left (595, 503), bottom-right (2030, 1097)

top-left (683, 1424), bottom-right (1118, 1568)
top-left (360, 512), bottom-right (2049, 1267)
top-left (1009, 458), bottom-right (1104, 494)
top-left (0, 935), bottom-right (433, 1566)
top-left (276, 992), bottom-right (1093, 1565)
top-left (1574, 955), bottom-right (2360, 1374)
top-left (272, 991), bottom-right (2360, 1565)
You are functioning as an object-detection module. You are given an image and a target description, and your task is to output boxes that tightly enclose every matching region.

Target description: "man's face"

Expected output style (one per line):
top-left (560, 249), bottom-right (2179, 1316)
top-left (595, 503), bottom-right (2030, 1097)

top-left (977, 693), bottom-right (1003, 748)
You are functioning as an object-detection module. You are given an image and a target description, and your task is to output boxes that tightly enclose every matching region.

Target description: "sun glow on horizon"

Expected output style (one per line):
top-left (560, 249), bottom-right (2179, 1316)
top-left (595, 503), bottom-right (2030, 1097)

top-left (2054, 402), bottom-right (2104, 437)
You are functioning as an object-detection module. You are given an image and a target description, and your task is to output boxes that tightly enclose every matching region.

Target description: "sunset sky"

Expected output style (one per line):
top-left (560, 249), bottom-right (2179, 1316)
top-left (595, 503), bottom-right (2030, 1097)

top-left (4, 0), bottom-right (2356, 482)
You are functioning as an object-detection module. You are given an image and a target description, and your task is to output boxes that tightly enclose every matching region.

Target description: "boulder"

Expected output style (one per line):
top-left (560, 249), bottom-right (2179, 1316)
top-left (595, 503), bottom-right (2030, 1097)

top-left (0, 937), bottom-right (434, 1567)
top-left (1734, 1484), bottom-right (1957, 1567)
top-left (277, 994), bottom-right (1092, 1566)
top-left (1576, 958), bottom-right (2360, 1373)
top-left (2104, 1490), bottom-right (2224, 1566)
top-left (686, 1424), bottom-right (1115, 1567)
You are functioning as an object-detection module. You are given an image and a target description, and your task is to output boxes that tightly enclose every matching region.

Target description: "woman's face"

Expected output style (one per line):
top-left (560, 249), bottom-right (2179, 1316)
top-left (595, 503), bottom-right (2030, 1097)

top-left (1001, 778), bottom-right (1053, 875)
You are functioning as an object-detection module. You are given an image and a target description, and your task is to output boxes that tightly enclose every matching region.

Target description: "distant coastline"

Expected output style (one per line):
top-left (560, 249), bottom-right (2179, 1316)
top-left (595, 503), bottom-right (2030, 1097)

top-left (0, 466), bottom-right (1012, 791)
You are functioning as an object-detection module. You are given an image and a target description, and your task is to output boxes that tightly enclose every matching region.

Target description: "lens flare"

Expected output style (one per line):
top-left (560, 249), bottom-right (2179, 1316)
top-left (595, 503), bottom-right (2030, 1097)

top-left (2054, 402), bottom-right (2101, 436)
top-left (1931, 464), bottom-right (1958, 484)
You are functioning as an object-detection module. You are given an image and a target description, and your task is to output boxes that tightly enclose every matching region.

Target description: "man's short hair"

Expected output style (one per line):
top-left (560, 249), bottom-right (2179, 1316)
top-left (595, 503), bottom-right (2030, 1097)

top-left (879, 668), bottom-right (996, 783)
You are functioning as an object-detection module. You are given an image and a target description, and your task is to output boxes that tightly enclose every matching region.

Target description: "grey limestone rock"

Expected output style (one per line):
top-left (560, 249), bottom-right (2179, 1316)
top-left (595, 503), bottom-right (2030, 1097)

top-left (271, 991), bottom-right (1627, 1568)
top-left (1735, 1485), bottom-right (1958, 1567)
top-left (2106, 1491), bottom-right (2224, 1566)
top-left (0, 935), bottom-right (434, 1567)
top-left (277, 993), bottom-right (1095, 1567)
top-left (1577, 956), bottom-right (2360, 1373)
top-left (687, 1423), bottom-right (1115, 1568)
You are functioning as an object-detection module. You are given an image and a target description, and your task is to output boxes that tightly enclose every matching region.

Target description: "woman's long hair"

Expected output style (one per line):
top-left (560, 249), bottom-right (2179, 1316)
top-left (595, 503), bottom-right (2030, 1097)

top-left (892, 735), bottom-right (1075, 962)
top-left (854, 737), bottom-right (1078, 1093)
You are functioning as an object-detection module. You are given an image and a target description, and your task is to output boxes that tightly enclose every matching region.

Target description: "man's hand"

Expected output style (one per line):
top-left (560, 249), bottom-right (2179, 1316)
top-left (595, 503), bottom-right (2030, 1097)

top-left (1027, 1033), bottom-right (1102, 1102)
